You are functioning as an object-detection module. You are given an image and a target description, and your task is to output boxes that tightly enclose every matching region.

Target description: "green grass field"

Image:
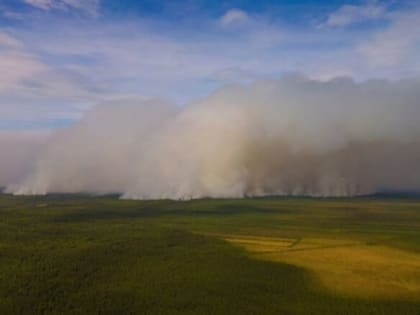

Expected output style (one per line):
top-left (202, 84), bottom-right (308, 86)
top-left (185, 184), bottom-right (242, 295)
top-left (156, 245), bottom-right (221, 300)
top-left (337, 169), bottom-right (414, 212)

top-left (0, 194), bottom-right (419, 314)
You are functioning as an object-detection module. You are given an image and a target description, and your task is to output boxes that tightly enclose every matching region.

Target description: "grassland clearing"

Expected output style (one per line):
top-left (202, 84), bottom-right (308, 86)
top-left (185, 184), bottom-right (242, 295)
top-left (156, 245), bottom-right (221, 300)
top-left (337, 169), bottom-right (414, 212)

top-left (217, 234), bottom-right (420, 300)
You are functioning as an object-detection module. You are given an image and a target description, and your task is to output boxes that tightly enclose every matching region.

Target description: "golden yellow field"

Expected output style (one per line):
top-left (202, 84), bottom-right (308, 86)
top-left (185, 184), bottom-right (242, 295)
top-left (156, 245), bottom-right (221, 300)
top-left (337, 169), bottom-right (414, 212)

top-left (217, 234), bottom-right (420, 300)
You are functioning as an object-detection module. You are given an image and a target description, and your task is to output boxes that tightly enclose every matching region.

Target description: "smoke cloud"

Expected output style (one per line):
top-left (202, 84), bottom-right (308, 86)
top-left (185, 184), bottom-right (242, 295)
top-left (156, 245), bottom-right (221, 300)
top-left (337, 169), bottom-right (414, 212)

top-left (7, 76), bottom-right (420, 198)
top-left (0, 130), bottom-right (49, 189)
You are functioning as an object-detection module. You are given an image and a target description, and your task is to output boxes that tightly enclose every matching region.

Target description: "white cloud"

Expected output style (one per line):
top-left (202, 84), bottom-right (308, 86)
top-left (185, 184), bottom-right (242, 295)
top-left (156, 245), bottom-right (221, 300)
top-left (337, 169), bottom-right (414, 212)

top-left (61, 0), bottom-right (99, 16)
top-left (1, 10), bottom-right (26, 20)
top-left (23, 0), bottom-right (100, 16)
top-left (209, 67), bottom-right (259, 83)
top-left (324, 1), bottom-right (386, 27)
top-left (0, 31), bottom-right (23, 48)
top-left (219, 9), bottom-right (249, 27)
top-left (0, 34), bottom-right (39, 88)
top-left (0, 28), bottom-right (104, 130)
top-left (357, 10), bottom-right (420, 70)
top-left (0, 52), bottom-right (47, 91)
top-left (0, 30), bottom-right (97, 98)
top-left (23, 0), bottom-right (55, 10)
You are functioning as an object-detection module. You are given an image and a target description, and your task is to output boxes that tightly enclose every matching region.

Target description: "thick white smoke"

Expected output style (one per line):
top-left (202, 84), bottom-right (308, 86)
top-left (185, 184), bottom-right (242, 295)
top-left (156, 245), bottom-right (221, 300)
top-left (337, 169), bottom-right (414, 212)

top-left (8, 76), bottom-right (420, 198)
top-left (0, 130), bottom-right (49, 189)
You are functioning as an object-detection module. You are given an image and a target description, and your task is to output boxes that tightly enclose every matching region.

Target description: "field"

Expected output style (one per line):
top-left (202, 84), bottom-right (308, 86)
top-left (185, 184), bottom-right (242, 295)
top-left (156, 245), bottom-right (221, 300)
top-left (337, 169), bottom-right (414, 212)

top-left (0, 194), bottom-right (419, 314)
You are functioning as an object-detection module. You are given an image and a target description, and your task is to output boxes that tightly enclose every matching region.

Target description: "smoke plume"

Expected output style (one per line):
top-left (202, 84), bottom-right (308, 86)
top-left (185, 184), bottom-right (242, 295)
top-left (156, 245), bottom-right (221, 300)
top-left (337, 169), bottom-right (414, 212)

top-left (7, 76), bottom-right (420, 198)
top-left (0, 130), bottom-right (49, 189)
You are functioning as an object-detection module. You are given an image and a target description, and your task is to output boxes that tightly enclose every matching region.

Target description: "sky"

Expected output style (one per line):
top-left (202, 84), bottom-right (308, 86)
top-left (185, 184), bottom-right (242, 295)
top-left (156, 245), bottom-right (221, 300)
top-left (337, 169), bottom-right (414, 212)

top-left (0, 0), bottom-right (420, 130)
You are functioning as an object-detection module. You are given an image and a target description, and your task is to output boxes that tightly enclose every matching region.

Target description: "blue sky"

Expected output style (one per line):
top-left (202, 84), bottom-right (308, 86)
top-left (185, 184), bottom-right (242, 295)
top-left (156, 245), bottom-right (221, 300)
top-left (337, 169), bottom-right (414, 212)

top-left (0, 0), bottom-right (419, 129)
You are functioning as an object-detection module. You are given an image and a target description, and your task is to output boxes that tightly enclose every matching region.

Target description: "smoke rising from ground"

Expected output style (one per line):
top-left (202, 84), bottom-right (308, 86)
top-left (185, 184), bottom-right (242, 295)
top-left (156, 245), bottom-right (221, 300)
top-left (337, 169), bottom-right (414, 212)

top-left (0, 130), bottom-right (49, 189)
top-left (7, 76), bottom-right (420, 198)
